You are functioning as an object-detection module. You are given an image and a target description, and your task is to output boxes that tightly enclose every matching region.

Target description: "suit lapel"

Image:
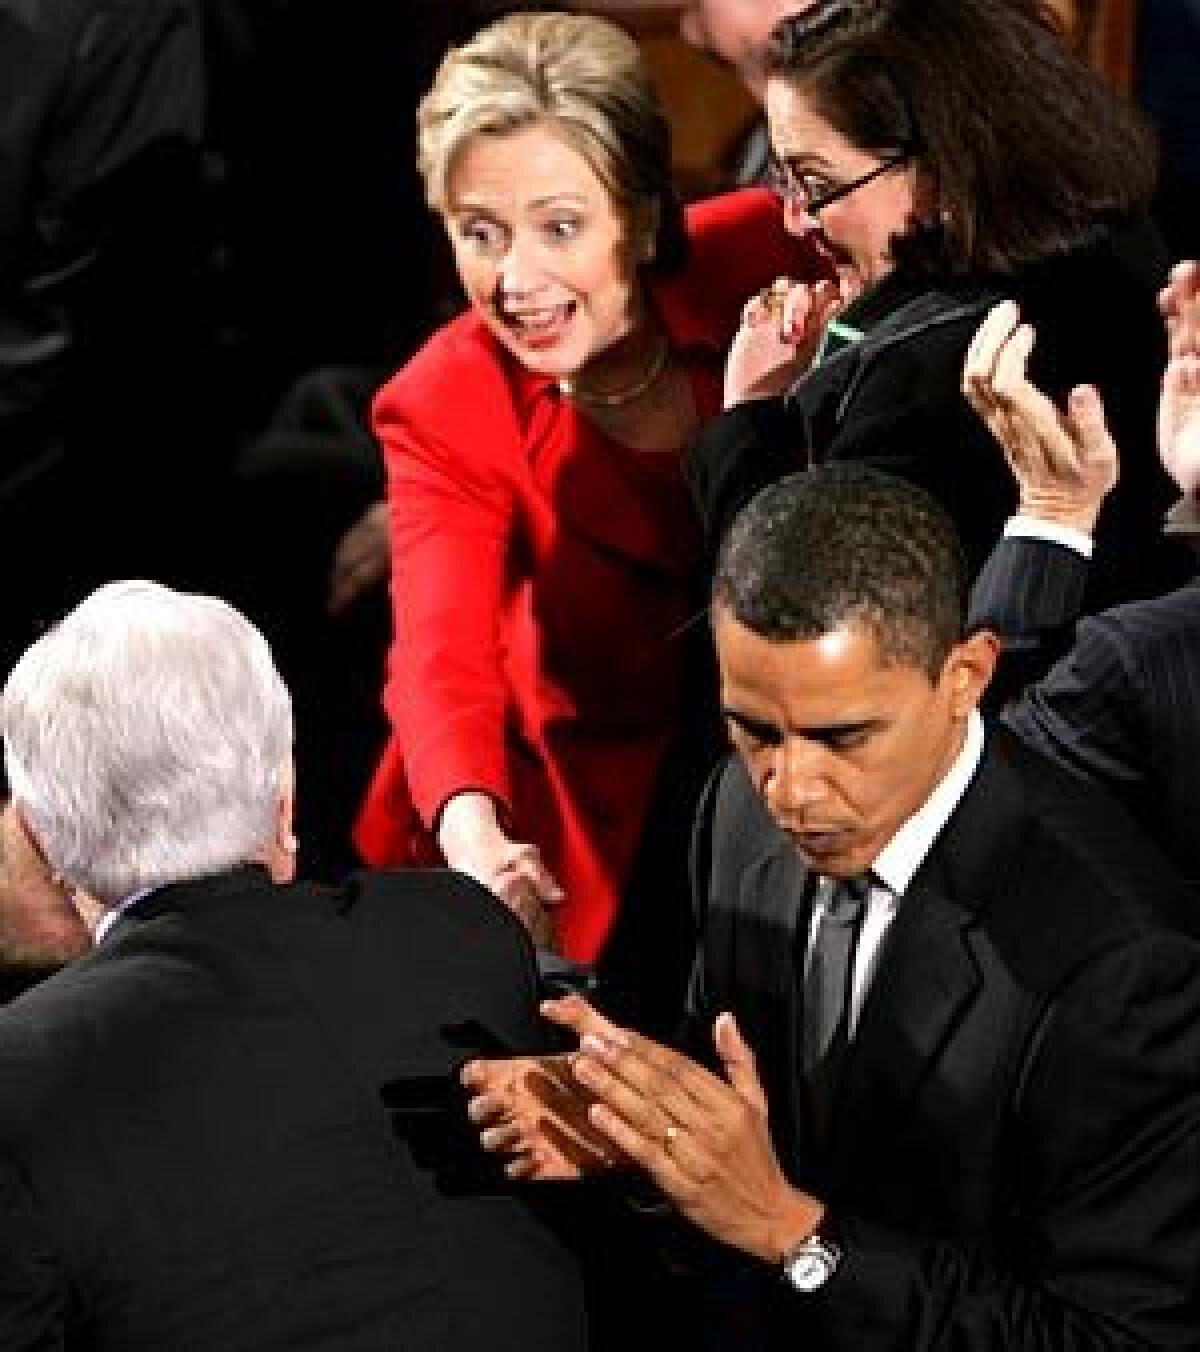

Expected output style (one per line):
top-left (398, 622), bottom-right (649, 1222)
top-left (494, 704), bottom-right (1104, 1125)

top-left (824, 872), bottom-right (980, 1180)
top-left (734, 842), bottom-right (818, 1176)
top-left (822, 736), bottom-right (1028, 1182)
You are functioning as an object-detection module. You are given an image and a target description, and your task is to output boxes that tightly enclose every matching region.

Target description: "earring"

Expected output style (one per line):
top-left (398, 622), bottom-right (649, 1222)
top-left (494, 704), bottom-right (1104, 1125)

top-left (282, 832), bottom-right (299, 855)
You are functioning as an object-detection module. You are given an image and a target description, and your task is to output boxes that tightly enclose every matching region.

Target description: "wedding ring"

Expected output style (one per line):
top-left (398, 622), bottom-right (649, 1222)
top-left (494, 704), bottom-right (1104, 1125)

top-left (663, 1122), bottom-right (681, 1154)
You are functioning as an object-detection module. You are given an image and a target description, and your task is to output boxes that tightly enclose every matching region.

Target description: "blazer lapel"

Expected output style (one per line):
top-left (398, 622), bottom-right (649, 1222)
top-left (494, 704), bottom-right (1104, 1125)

top-left (822, 735), bottom-right (1028, 1182)
top-left (824, 873), bottom-right (980, 1181)
top-left (734, 842), bottom-right (818, 1176)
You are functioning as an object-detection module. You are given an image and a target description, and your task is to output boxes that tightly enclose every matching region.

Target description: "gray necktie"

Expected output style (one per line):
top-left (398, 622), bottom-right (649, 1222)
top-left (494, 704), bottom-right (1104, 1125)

top-left (802, 874), bottom-right (869, 1136)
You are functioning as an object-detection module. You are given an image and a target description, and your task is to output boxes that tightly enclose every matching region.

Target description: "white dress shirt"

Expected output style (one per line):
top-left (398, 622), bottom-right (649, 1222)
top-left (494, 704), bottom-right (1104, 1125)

top-left (803, 711), bottom-right (985, 1035)
top-left (93, 887), bottom-right (154, 943)
top-left (1004, 514), bottom-right (1093, 557)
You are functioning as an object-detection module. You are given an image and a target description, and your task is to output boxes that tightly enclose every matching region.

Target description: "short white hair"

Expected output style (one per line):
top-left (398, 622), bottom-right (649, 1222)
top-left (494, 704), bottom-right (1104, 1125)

top-left (2, 581), bottom-right (294, 904)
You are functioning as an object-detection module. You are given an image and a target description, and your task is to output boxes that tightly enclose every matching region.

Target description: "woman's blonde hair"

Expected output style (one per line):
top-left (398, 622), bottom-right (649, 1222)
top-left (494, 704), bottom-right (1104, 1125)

top-left (417, 11), bottom-right (685, 268)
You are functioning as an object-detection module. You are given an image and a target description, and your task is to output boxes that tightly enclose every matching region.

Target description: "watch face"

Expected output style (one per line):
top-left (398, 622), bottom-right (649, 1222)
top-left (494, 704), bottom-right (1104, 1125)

top-left (784, 1239), bottom-right (840, 1292)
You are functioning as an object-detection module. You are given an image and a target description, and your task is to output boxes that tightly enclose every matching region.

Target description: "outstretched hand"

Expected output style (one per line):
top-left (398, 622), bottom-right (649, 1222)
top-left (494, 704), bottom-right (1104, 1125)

top-left (962, 300), bottom-right (1117, 532)
top-left (437, 793), bottom-right (563, 947)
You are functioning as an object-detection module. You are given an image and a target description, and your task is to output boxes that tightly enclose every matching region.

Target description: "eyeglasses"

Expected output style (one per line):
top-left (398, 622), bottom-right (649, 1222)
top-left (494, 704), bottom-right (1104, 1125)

top-left (767, 150), bottom-right (913, 215)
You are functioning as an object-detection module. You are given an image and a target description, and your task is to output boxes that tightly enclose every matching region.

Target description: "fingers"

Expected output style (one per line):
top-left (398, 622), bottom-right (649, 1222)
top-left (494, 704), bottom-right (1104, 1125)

top-left (1064, 384), bottom-right (1115, 466)
top-left (1161, 260), bottom-right (1200, 361)
top-left (540, 993), bottom-right (631, 1047)
top-left (742, 276), bottom-right (793, 326)
top-left (741, 277), bottom-right (842, 344)
top-left (713, 1012), bottom-right (768, 1115)
top-left (495, 842), bottom-right (564, 905)
top-left (459, 1051), bottom-right (617, 1180)
top-left (571, 1023), bottom-right (732, 1137)
top-left (584, 1095), bottom-right (690, 1194)
top-left (961, 299), bottom-right (1022, 415)
top-left (485, 841), bottom-right (563, 943)
top-left (804, 278), bottom-right (844, 337)
top-left (1159, 352), bottom-right (1200, 496)
top-left (1159, 260), bottom-right (1200, 318)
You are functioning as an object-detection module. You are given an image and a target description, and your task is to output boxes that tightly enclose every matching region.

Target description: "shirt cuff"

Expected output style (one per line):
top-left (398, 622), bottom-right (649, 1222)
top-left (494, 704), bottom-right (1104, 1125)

top-left (1003, 515), bottom-right (1094, 558)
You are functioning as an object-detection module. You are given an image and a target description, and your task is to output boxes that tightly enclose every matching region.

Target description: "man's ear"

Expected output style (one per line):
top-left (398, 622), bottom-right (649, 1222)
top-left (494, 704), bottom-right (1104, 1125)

top-left (263, 768), bottom-right (298, 884)
top-left (5, 799), bottom-right (53, 878)
top-left (943, 629), bottom-right (999, 717)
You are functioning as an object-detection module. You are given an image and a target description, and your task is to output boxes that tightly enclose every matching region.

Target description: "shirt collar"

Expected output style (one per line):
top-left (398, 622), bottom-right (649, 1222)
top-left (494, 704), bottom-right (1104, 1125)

top-left (871, 711), bottom-right (984, 898)
top-left (93, 886), bottom-right (155, 943)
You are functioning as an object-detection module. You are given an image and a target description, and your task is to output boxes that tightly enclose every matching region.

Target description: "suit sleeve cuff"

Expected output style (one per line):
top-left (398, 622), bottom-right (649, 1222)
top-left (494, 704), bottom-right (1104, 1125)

top-left (1003, 515), bottom-right (1094, 558)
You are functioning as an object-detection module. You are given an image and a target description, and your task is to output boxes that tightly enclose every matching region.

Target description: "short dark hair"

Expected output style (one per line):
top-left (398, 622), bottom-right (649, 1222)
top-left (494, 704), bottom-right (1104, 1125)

top-left (764, 0), bottom-right (1157, 276)
top-left (713, 466), bottom-right (967, 678)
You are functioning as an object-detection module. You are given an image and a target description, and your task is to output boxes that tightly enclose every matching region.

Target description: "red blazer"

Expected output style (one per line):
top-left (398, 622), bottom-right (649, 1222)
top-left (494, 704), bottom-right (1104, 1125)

top-left (356, 189), bottom-right (819, 960)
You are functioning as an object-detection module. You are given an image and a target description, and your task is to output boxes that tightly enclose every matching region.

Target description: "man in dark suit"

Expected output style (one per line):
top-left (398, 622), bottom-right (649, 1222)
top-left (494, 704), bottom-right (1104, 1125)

top-left (963, 264), bottom-right (1200, 884)
top-left (0, 580), bottom-right (588, 1351)
top-left (466, 465), bottom-right (1200, 1349)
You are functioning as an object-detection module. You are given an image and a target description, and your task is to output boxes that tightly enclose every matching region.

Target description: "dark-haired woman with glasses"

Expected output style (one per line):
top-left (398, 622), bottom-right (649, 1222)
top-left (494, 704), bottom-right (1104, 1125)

top-left (696, 0), bottom-right (1189, 606)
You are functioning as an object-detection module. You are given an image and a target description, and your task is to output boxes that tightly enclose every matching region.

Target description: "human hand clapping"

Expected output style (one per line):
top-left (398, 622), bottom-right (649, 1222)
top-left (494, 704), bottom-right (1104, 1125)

top-left (962, 300), bottom-right (1117, 533)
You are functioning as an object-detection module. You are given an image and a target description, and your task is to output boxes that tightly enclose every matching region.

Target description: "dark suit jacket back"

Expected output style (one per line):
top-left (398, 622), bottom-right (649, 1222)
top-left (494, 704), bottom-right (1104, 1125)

top-left (688, 732), bottom-right (1200, 1349)
top-left (0, 867), bottom-right (588, 1351)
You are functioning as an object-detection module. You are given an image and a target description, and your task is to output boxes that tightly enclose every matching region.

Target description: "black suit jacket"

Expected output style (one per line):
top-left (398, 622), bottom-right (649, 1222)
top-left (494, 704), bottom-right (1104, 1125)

top-left (0, 867), bottom-right (589, 1351)
top-left (688, 732), bottom-right (1200, 1349)
top-left (972, 534), bottom-right (1200, 887)
top-left (688, 218), bottom-right (1189, 605)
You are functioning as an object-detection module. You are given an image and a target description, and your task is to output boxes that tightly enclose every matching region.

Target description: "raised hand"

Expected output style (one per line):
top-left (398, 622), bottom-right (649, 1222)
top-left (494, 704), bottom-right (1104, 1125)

top-left (1158, 261), bottom-right (1200, 498)
top-left (962, 300), bottom-right (1117, 532)
top-left (1159, 259), bottom-right (1200, 362)
top-left (723, 276), bottom-right (846, 407)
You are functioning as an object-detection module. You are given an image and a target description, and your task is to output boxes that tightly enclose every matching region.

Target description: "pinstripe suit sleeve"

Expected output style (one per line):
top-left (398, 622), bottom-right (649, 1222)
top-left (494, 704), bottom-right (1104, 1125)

top-left (1002, 611), bottom-right (1146, 793)
top-left (969, 535), bottom-right (1092, 708)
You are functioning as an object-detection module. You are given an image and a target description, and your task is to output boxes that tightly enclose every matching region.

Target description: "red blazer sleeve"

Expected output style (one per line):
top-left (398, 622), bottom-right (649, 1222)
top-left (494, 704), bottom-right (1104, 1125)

top-left (373, 327), bottom-right (521, 828)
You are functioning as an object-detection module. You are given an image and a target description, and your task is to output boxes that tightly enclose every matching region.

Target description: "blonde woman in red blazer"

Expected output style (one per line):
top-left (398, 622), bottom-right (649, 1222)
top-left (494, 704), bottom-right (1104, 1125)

top-left (356, 12), bottom-right (818, 988)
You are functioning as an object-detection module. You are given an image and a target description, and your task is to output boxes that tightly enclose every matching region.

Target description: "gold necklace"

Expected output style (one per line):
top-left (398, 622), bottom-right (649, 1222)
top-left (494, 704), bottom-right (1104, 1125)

top-left (557, 337), bottom-right (670, 408)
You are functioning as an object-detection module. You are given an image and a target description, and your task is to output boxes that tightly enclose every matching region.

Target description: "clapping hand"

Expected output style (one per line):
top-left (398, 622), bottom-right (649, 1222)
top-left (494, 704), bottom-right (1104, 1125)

top-left (541, 996), bottom-right (822, 1263)
top-left (1158, 261), bottom-right (1200, 498)
top-left (962, 300), bottom-right (1118, 532)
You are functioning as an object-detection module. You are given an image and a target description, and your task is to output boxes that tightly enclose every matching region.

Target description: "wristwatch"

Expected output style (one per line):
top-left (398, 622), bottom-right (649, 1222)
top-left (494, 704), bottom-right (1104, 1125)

top-left (781, 1227), bottom-right (843, 1293)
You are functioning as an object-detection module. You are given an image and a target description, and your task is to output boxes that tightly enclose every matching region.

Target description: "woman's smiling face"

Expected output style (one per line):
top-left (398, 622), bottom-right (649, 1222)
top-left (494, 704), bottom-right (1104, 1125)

top-left (766, 76), bottom-right (921, 294)
top-left (443, 122), bottom-right (644, 379)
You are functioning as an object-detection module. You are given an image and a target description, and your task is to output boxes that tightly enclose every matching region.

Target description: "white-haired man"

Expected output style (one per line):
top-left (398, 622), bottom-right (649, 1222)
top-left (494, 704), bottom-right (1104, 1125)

top-left (0, 580), bottom-right (587, 1351)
